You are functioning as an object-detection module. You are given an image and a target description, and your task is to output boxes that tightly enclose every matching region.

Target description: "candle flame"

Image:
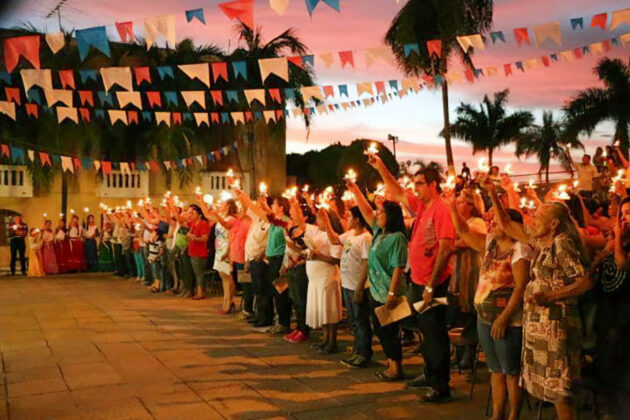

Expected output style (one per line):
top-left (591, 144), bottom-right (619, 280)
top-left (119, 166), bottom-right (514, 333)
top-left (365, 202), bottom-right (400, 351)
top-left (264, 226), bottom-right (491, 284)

top-left (478, 157), bottom-right (489, 172)
top-left (344, 168), bottom-right (358, 182)
top-left (259, 182), bottom-right (268, 195)
top-left (203, 194), bottom-right (214, 205)
top-left (365, 142), bottom-right (379, 155)
top-left (503, 163), bottom-right (512, 175)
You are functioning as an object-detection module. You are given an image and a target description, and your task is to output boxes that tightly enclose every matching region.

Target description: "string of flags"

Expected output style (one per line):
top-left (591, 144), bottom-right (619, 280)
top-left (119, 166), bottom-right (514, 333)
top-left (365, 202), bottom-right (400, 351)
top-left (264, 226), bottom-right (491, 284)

top-left (0, 137), bottom-right (246, 175)
top-left (3, 7), bottom-right (629, 73)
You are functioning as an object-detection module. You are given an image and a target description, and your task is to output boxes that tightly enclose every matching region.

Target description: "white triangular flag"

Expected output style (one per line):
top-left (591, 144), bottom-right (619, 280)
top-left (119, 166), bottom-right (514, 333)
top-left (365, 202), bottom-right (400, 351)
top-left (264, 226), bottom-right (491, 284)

top-left (181, 91), bottom-right (206, 109)
top-left (20, 69), bottom-right (53, 93)
top-left (57, 107), bottom-right (78, 124)
top-left (194, 112), bottom-right (209, 126)
top-left (144, 14), bottom-right (176, 49)
top-left (100, 67), bottom-right (133, 93)
top-left (116, 91), bottom-right (142, 109)
top-left (178, 64), bottom-right (210, 88)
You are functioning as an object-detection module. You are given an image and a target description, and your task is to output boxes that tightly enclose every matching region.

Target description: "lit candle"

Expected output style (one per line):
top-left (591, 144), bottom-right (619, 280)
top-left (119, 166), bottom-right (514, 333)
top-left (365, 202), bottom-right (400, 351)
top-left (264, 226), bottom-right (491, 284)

top-left (195, 186), bottom-right (202, 195)
top-left (519, 197), bottom-right (527, 208)
top-left (478, 157), bottom-right (489, 172)
top-left (365, 142), bottom-right (379, 155)
top-left (344, 168), bottom-right (358, 182)
top-left (529, 200), bottom-right (535, 209)
top-left (137, 200), bottom-right (143, 207)
top-left (341, 190), bottom-right (355, 201)
top-left (83, 207), bottom-right (89, 213)
top-left (444, 175), bottom-right (455, 190)
top-left (43, 212), bottom-right (47, 218)
top-left (573, 179), bottom-right (579, 189)
top-left (374, 183), bottom-right (385, 197)
top-left (513, 182), bottom-right (520, 192)
top-left (126, 200), bottom-right (132, 208)
top-left (614, 140), bottom-right (620, 147)
top-left (203, 194), bottom-right (214, 205)
top-left (165, 191), bottom-right (171, 197)
top-left (173, 196), bottom-right (179, 203)
top-left (70, 209), bottom-right (75, 214)
top-left (34, 228), bottom-right (40, 233)
top-left (220, 191), bottom-right (233, 202)
top-left (259, 182), bottom-right (268, 196)
top-left (60, 213), bottom-right (64, 217)
top-left (145, 197), bottom-right (151, 204)
top-left (503, 163), bottom-right (512, 175)
top-left (302, 184), bottom-right (310, 193)
top-left (232, 179), bottom-right (241, 189)
top-left (528, 179), bottom-right (536, 189)
top-left (226, 168), bottom-right (234, 178)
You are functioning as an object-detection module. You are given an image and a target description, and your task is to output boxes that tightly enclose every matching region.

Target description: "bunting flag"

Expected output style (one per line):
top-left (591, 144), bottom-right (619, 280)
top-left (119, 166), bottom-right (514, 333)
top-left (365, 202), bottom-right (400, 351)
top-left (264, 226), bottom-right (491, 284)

top-left (134, 67), bottom-right (151, 85)
top-left (100, 161), bottom-right (111, 174)
top-left (621, 33), bottom-right (630, 46)
top-left (211, 62), bottom-right (229, 82)
top-left (514, 28), bottom-right (530, 46)
top-left (356, 82), bottom-right (373, 96)
top-left (57, 107), bottom-right (78, 124)
top-left (178, 63), bottom-right (211, 87)
top-left (4, 35), bottom-right (40, 73)
top-left (570, 18), bottom-right (584, 30)
top-left (144, 15), bottom-right (176, 49)
top-left (157, 66), bottom-right (174, 80)
top-left (185, 8), bottom-right (206, 24)
top-left (534, 22), bottom-right (562, 46)
top-left (164, 92), bottom-right (178, 106)
top-left (45, 90), bottom-right (73, 107)
top-left (305, 0), bottom-right (340, 17)
top-left (231, 112), bottom-right (245, 124)
top-left (127, 110), bottom-right (138, 124)
top-left (244, 89), bottom-right (266, 106)
top-left (319, 52), bottom-right (334, 68)
top-left (108, 110), bottom-right (128, 125)
top-left (611, 9), bottom-right (630, 31)
top-left (456, 34), bottom-right (484, 51)
top-left (194, 112), bottom-right (209, 126)
top-left (427, 40), bottom-right (442, 57)
top-left (270, 0), bottom-right (290, 15)
top-left (79, 107), bottom-right (90, 122)
top-left (5, 87), bottom-right (21, 105)
top-left (61, 156), bottom-right (74, 173)
top-left (210, 90), bottom-right (224, 106)
top-left (146, 91), bottom-right (162, 107)
top-left (119, 162), bottom-right (131, 175)
top-left (181, 91), bottom-right (206, 109)
top-left (591, 13), bottom-right (607, 29)
top-left (232, 61), bottom-right (247, 80)
top-left (155, 112), bottom-right (171, 127)
top-left (59, 70), bottom-right (75, 90)
top-left (226, 90), bottom-right (239, 103)
top-left (39, 152), bottom-right (52, 167)
top-left (116, 22), bottom-right (134, 42)
top-left (79, 91), bottom-right (94, 107)
top-left (100, 67), bottom-right (133, 93)
top-left (0, 101), bottom-right (17, 120)
top-left (25, 103), bottom-right (39, 118)
top-left (339, 51), bottom-right (355, 68)
top-left (116, 91), bottom-right (142, 109)
top-left (301, 86), bottom-right (323, 102)
top-left (20, 69), bottom-right (52, 92)
top-left (76, 27), bottom-right (110, 61)
top-left (79, 69), bottom-right (98, 84)
top-left (219, 0), bottom-right (254, 29)
top-left (45, 32), bottom-right (65, 54)
top-left (258, 57), bottom-right (289, 82)
top-left (403, 43), bottom-right (420, 57)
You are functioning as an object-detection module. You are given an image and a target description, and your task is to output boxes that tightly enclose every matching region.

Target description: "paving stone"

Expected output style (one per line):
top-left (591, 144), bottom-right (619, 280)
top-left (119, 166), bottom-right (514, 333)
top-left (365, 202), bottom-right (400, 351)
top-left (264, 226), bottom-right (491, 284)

top-left (7, 378), bottom-right (68, 398)
top-left (61, 362), bottom-right (123, 390)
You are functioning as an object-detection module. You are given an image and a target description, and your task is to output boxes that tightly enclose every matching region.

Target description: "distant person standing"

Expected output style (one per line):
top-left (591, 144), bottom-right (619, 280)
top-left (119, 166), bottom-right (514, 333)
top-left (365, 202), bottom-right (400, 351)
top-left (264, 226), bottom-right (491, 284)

top-left (9, 215), bottom-right (28, 276)
top-left (461, 162), bottom-right (471, 181)
top-left (568, 151), bottom-right (600, 198)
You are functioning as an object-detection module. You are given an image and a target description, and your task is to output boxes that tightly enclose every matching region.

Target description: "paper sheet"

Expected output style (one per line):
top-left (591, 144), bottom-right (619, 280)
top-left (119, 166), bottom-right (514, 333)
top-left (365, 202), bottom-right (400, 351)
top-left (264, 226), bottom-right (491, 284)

top-left (374, 296), bottom-right (412, 326)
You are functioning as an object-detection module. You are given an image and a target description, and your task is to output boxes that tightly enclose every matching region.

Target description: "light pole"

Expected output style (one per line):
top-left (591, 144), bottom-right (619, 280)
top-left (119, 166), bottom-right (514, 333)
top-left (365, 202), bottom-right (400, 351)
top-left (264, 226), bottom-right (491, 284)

top-left (387, 134), bottom-right (399, 160)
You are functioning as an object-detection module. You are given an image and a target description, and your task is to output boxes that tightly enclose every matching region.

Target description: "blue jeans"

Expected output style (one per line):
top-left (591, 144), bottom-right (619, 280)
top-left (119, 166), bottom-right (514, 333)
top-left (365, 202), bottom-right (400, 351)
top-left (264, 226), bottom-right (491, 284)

top-left (477, 319), bottom-right (522, 375)
top-left (342, 287), bottom-right (373, 360)
top-left (133, 251), bottom-right (145, 279)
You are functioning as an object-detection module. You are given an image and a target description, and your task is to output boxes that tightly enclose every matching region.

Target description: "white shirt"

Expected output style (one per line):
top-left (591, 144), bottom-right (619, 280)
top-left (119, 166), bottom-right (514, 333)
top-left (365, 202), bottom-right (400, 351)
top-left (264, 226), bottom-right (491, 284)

top-left (68, 226), bottom-right (81, 239)
top-left (244, 209), bottom-right (269, 261)
top-left (304, 224), bottom-right (342, 259)
top-left (575, 163), bottom-right (599, 192)
top-left (339, 230), bottom-right (372, 290)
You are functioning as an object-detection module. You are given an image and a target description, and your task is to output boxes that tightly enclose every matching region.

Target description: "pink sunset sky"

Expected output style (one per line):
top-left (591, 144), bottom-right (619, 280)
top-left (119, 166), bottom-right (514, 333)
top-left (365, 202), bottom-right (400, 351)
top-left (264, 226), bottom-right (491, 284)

top-left (1, 0), bottom-right (629, 176)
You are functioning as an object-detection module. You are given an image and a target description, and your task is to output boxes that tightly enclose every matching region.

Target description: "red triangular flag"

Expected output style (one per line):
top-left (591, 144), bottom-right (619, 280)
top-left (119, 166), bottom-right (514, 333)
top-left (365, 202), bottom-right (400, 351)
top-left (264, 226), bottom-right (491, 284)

top-left (79, 91), bottom-right (94, 107)
top-left (5, 87), bottom-right (21, 105)
top-left (602, 40), bottom-right (612, 52)
top-left (541, 56), bottom-right (551, 67)
top-left (422, 75), bottom-right (434, 87)
top-left (59, 69), bottom-right (75, 89)
top-left (374, 81), bottom-right (386, 95)
top-left (172, 112), bottom-right (182, 125)
top-left (513, 28), bottom-right (530, 46)
top-left (211, 112), bottom-right (220, 124)
top-left (339, 51), bottom-right (355, 68)
top-left (115, 21), bottom-right (134, 42)
top-left (323, 86), bottom-right (334, 98)
top-left (4, 35), bottom-right (40, 73)
top-left (244, 111), bottom-right (253, 122)
top-left (268, 88), bottom-right (282, 103)
top-left (218, 0), bottom-right (254, 29)
top-left (146, 91), bottom-right (162, 108)
top-left (591, 13), bottom-right (607, 30)
top-left (573, 48), bottom-right (583, 59)
top-left (213, 150), bottom-right (221, 160)
top-left (39, 152), bottom-right (51, 167)
top-left (211, 62), bottom-right (228, 82)
top-left (275, 110), bottom-right (284, 120)
top-left (288, 56), bottom-right (303, 67)
top-left (464, 69), bottom-right (474, 83)
top-left (427, 40), bottom-right (441, 58)
top-left (25, 103), bottom-right (39, 118)
top-left (1, 144), bottom-right (9, 158)
top-left (134, 66), bottom-right (151, 86)
top-left (79, 107), bottom-right (90, 122)
top-left (72, 157), bottom-right (82, 170)
top-left (210, 90), bottom-right (224, 106)
top-left (149, 161), bottom-right (159, 172)
top-left (127, 110), bottom-right (138, 125)
top-left (101, 161), bottom-right (112, 174)
top-left (504, 64), bottom-right (512, 76)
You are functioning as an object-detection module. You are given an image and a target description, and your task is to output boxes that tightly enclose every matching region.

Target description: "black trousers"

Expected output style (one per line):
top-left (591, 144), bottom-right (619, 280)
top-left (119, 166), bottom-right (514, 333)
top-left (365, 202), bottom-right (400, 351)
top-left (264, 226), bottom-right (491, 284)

top-left (368, 290), bottom-right (402, 362)
top-left (10, 238), bottom-right (26, 275)
top-left (267, 255), bottom-right (291, 328)
top-left (288, 264), bottom-right (309, 334)
top-left (250, 260), bottom-right (273, 325)
top-left (409, 280), bottom-right (451, 392)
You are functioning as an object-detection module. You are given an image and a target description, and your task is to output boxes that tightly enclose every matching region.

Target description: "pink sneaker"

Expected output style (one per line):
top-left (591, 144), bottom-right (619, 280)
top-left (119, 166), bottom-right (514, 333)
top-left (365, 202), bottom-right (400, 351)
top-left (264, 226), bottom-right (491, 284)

top-left (283, 329), bottom-right (299, 342)
top-left (287, 330), bottom-right (308, 343)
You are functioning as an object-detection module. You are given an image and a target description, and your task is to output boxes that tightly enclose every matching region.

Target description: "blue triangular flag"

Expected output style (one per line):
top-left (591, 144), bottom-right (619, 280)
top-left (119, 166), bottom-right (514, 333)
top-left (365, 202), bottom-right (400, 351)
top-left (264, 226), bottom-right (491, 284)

top-left (302, 55), bottom-right (314, 67)
top-left (570, 17), bottom-right (584, 30)
top-left (221, 112), bottom-right (230, 124)
top-left (338, 84), bottom-right (348, 97)
top-left (51, 154), bottom-right (61, 166)
top-left (403, 43), bottom-right (420, 57)
top-left (176, 160), bottom-right (183, 168)
top-left (0, 71), bottom-right (12, 85)
top-left (389, 80), bottom-right (398, 90)
top-left (27, 88), bottom-right (41, 105)
top-left (612, 37), bottom-right (620, 46)
top-left (323, 0), bottom-right (340, 11)
top-left (97, 91), bottom-right (114, 107)
top-left (136, 161), bottom-right (147, 171)
top-left (226, 90), bottom-right (239, 104)
top-left (183, 112), bottom-right (192, 122)
top-left (474, 69), bottom-right (484, 78)
top-left (10, 146), bottom-right (24, 162)
top-left (434, 75), bottom-right (444, 85)
top-left (232, 61), bottom-right (247, 80)
top-left (185, 8), bottom-right (205, 24)
top-left (142, 111), bottom-right (152, 122)
top-left (550, 53), bottom-right (558, 61)
top-left (43, 105), bottom-right (52, 115)
top-left (76, 26), bottom-right (110, 61)
top-left (207, 153), bottom-right (215, 163)
top-left (305, 0), bottom-right (320, 16)
top-left (95, 109), bottom-right (106, 119)
top-left (157, 66), bottom-right (174, 80)
top-left (582, 45), bottom-right (590, 55)
top-left (164, 91), bottom-right (178, 106)
top-left (81, 157), bottom-right (92, 169)
top-left (334, 104), bottom-right (340, 110)
top-left (515, 61), bottom-right (524, 71)
top-left (490, 31), bottom-right (505, 44)
top-left (284, 88), bottom-right (295, 102)
top-left (79, 69), bottom-right (98, 84)
top-left (254, 111), bottom-right (262, 120)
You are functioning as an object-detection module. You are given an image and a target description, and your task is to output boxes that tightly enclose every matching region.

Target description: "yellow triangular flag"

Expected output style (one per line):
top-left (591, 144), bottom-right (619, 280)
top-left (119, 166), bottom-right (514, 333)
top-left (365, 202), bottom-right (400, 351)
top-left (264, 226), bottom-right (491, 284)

top-left (144, 14), bottom-right (176, 49)
top-left (181, 91), bottom-right (206, 109)
top-left (559, 50), bottom-right (574, 62)
top-left (533, 22), bottom-right (562, 47)
top-left (401, 78), bottom-right (419, 92)
top-left (263, 110), bottom-right (276, 122)
top-left (316, 105), bottom-right (327, 115)
top-left (486, 67), bottom-right (498, 76)
top-left (590, 42), bottom-right (604, 54)
top-left (356, 82), bottom-right (373, 96)
top-left (61, 156), bottom-right (74, 173)
top-left (56, 107), bottom-right (78, 124)
top-left (108, 110), bottom-right (128, 125)
top-left (365, 49), bottom-right (378, 68)
top-left (258, 57), bottom-right (289, 82)
top-left (611, 8), bottom-right (630, 31)
top-left (20, 69), bottom-right (53, 92)
top-left (45, 89), bottom-right (73, 107)
top-left (456, 34), bottom-right (484, 51)
top-left (524, 58), bottom-right (539, 70)
top-left (244, 89), bottom-right (266, 106)
top-left (194, 112), bottom-right (209, 126)
top-left (319, 53), bottom-right (334, 68)
top-left (301, 86), bottom-right (323, 103)
top-left (269, 0), bottom-right (289, 15)
top-left (292, 108), bottom-right (302, 117)
top-left (119, 162), bottom-right (131, 175)
top-left (116, 91), bottom-right (142, 109)
top-left (178, 64), bottom-right (210, 88)
top-left (231, 112), bottom-right (245, 125)
top-left (620, 33), bottom-right (630, 47)
top-left (0, 101), bottom-right (16, 120)
top-left (100, 67), bottom-right (133, 93)
top-left (155, 112), bottom-right (171, 127)
top-left (45, 32), bottom-right (65, 54)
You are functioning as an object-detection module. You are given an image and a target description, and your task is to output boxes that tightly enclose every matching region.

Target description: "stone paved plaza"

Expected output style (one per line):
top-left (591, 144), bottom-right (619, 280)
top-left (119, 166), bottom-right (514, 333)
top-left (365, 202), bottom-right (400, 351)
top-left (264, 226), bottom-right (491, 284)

top-left (0, 274), bottom-right (549, 420)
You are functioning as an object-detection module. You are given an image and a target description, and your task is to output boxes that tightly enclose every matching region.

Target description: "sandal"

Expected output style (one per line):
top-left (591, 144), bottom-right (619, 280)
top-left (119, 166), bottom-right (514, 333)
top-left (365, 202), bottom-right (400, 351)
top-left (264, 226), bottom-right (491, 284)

top-left (375, 370), bottom-right (404, 382)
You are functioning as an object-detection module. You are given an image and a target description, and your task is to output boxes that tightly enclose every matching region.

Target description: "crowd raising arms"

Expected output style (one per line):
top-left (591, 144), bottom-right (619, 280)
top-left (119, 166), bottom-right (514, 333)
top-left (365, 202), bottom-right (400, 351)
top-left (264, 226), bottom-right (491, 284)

top-left (9, 141), bottom-right (630, 419)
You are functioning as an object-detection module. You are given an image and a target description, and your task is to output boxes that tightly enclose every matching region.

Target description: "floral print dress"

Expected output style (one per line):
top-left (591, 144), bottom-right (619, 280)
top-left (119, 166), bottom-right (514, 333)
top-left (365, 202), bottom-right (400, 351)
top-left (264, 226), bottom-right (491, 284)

top-left (521, 233), bottom-right (585, 404)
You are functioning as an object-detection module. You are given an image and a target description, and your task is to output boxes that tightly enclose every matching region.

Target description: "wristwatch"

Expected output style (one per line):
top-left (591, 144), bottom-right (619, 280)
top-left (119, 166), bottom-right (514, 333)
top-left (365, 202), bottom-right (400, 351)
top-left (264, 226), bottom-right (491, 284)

top-left (425, 286), bottom-right (433, 293)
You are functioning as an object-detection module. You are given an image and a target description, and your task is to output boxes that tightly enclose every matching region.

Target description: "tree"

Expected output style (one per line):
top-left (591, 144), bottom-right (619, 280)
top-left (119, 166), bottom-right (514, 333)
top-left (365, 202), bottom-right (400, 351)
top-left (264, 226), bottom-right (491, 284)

top-left (449, 89), bottom-right (534, 166)
top-left (564, 57), bottom-right (630, 154)
top-left (515, 112), bottom-right (582, 184)
top-left (384, 0), bottom-right (494, 173)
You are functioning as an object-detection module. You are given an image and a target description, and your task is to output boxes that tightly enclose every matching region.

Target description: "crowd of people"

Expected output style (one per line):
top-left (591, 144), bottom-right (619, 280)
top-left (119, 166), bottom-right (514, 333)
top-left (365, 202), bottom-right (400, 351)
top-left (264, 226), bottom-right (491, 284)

top-left (7, 143), bottom-right (630, 419)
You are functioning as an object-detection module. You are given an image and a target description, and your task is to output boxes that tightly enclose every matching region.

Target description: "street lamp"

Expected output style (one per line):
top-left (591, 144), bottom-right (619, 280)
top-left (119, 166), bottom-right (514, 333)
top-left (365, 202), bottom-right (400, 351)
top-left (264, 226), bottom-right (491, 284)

top-left (387, 134), bottom-right (399, 160)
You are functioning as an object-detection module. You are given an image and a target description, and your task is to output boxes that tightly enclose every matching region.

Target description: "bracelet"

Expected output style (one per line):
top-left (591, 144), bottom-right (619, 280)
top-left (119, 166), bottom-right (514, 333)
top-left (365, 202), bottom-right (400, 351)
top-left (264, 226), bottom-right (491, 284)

top-left (425, 286), bottom-right (433, 293)
top-left (388, 291), bottom-right (395, 297)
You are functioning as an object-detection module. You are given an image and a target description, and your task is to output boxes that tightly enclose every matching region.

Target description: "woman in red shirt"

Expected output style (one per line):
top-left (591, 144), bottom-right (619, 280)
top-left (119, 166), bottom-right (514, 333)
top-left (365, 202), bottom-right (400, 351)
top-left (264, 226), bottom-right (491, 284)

top-left (187, 205), bottom-right (211, 300)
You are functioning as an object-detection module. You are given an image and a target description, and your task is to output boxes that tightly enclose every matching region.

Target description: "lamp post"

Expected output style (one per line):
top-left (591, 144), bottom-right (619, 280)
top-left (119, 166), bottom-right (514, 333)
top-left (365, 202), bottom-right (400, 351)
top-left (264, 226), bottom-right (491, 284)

top-left (387, 134), bottom-right (399, 160)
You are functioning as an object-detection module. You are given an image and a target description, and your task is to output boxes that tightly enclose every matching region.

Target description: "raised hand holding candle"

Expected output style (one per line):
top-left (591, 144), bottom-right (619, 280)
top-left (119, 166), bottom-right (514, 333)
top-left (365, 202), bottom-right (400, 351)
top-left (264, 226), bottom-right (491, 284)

top-left (84, 207), bottom-right (89, 213)
top-left (503, 163), bottom-right (512, 175)
top-left (478, 158), bottom-right (489, 172)
top-left (365, 142), bottom-right (379, 155)
top-left (259, 182), bottom-right (268, 196)
top-left (194, 186), bottom-right (202, 195)
top-left (220, 191), bottom-right (233, 202)
top-left (203, 194), bottom-right (214, 205)
top-left (344, 168), bottom-right (358, 182)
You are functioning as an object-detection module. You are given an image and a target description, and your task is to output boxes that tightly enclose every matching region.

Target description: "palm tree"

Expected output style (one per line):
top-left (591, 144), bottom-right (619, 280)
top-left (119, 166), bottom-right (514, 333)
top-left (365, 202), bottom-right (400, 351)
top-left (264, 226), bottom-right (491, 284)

top-left (448, 89), bottom-right (534, 166)
top-left (565, 57), bottom-right (630, 153)
top-left (516, 112), bottom-right (582, 184)
top-left (229, 23), bottom-right (315, 194)
top-left (384, 0), bottom-right (494, 173)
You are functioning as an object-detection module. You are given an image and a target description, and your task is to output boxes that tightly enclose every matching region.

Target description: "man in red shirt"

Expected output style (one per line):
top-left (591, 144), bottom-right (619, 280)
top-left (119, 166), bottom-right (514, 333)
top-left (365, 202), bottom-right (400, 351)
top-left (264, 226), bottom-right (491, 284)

top-left (370, 155), bottom-right (454, 403)
top-left (187, 205), bottom-right (210, 300)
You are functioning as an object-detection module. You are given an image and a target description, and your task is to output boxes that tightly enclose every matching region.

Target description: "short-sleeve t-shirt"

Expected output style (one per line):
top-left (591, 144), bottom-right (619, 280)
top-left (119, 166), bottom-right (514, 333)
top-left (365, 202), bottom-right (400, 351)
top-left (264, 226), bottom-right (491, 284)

top-left (407, 193), bottom-right (455, 286)
top-left (368, 226), bottom-right (408, 303)
top-left (575, 163), bottom-right (598, 191)
top-left (188, 219), bottom-right (210, 258)
top-left (244, 210), bottom-right (269, 261)
top-left (229, 217), bottom-right (251, 265)
top-left (266, 221), bottom-right (287, 258)
top-left (304, 224), bottom-right (342, 259)
top-left (339, 230), bottom-right (372, 290)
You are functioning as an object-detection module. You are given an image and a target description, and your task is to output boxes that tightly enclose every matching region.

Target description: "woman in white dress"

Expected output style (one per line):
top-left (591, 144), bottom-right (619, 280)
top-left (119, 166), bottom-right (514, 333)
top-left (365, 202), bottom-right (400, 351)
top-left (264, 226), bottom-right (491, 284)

top-left (290, 199), bottom-right (344, 354)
